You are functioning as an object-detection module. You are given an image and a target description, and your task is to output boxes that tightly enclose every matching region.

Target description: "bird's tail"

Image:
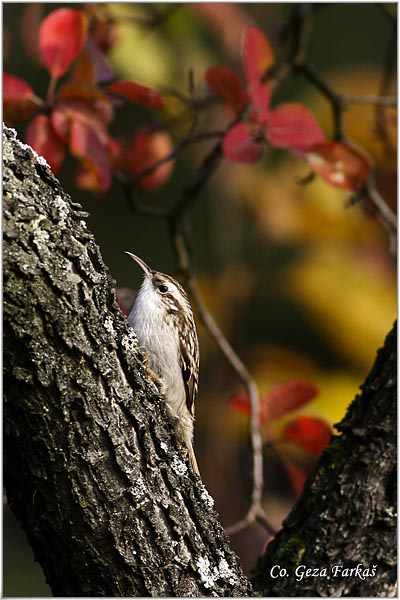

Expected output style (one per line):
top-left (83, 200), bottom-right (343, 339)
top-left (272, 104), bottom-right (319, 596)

top-left (186, 439), bottom-right (200, 477)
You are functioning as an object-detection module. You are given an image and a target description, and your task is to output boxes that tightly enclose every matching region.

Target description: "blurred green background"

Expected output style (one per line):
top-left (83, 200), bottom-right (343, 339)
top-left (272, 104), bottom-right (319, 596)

top-left (3, 3), bottom-right (397, 595)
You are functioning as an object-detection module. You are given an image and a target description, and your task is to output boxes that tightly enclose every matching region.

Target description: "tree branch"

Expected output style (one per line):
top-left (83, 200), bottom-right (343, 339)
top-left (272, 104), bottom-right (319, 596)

top-left (171, 232), bottom-right (269, 536)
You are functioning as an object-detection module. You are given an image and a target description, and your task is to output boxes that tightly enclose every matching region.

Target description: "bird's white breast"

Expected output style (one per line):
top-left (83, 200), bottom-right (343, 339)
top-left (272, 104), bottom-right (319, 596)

top-left (128, 278), bottom-right (187, 422)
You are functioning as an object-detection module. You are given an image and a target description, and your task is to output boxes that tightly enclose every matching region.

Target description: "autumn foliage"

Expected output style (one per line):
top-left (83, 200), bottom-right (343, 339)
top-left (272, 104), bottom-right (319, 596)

top-left (206, 26), bottom-right (372, 188)
top-left (3, 4), bottom-right (383, 502)
top-left (4, 7), bottom-right (373, 195)
top-left (4, 7), bottom-right (165, 193)
top-left (229, 379), bottom-right (332, 497)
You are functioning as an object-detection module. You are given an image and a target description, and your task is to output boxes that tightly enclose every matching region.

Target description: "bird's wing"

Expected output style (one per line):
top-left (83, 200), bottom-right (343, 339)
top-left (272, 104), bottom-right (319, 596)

top-left (179, 322), bottom-right (199, 418)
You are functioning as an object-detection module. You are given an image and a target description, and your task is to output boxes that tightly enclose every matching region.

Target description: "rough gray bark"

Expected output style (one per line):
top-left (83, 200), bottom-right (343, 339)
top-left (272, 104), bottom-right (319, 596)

top-left (252, 323), bottom-right (397, 597)
top-left (3, 126), bottom-right (252, 597)
top-left (3, 124), bottom-right (397, 598)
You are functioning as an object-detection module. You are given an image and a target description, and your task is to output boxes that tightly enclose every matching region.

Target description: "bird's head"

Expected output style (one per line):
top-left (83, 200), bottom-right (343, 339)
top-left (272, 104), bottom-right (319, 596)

top-left (125, 251), bottom-right (190, 316)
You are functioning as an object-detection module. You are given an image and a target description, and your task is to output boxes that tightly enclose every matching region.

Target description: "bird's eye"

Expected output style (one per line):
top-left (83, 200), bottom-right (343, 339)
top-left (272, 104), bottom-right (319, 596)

top-left (159, 284), bottom-right (168, 294)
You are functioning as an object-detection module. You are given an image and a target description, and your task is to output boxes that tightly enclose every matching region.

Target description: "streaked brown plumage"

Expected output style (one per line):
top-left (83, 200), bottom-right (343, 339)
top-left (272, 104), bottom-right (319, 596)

top-left (126, 252), bottom-right (200, 475)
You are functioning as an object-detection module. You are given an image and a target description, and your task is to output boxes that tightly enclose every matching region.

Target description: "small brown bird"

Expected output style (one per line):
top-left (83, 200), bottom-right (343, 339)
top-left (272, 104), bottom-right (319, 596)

top-left (126, 252), bottom-right (200, 475)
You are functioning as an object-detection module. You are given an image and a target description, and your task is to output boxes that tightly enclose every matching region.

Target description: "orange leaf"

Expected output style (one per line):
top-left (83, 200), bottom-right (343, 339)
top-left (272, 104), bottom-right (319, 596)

top-left (39, 8), bottom-right (88, 77)
top-left (57, 83), bottom-right (110, 103)
top-left (118, 128), bottom-right (174, 191)
top-left (106, 79), bottom-right (164, 110)
top-left (281, 416), bottom-right (332, 456)
top-left (65, 40), bottom-right (114, 87)
top-left (298, 141), bottom-right (373, 190)
top-left (70, 117), bottom-right (111, 191)
top-left (205, 66), bottom-right (247, 114)
top-left (267, 103), bottom-right (325, 149)
top-left (25, 114), bottom-right (66, 174)
top-left (263, 379), bottom-right (319, 421)
top-left (75, 161), bottom-right (109, 195)
top-left (3, 73), bottom-right (39, 123)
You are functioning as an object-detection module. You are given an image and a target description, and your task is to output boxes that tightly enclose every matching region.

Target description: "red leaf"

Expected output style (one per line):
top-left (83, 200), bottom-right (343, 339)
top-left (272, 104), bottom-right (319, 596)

top-left (228, 392), bottom-right (269, 426)
top-left (229, 392), bottom-right (251, 415)
top-left (242, 26), bottom-right (275, 83)
top-left (39, 8), bottom-right (88, 77)
top-left (298, 141), bottom-right (373, 190)
top-left (242, 26), bottom-right (274, 117)
top-left (3, 73), bottom-right (34, 100)
top-left (249, 80), bottom-right (271, 121)
top-left (263, 379), bottom-right (319, 421)
top-left (51, 100), bottom-right (112, 145)
top-left (106, 79), bottom-right (164, 110)
top-left (25, 114), bottom-right (66, 174)
top-left (205, 66), bottom-right (247, 113)
top-left (223, 122), bottom-right (264, 163)
top-left (282, 459), bottom-right (308, 498)
top-left (229, 379), bottom-right (318, 426)
top-left (51, 106), bottom-right (72, 143)
top-left (267, 103), bottom-right (325, 149)
top-left (70, 117), bottom-right (111, 191)
top-left (118, 128), bottom-right (175, 191)
top-left (281, 416), bottom-right (332, 456)
top-left (3, 73), bottom-right (39, 122)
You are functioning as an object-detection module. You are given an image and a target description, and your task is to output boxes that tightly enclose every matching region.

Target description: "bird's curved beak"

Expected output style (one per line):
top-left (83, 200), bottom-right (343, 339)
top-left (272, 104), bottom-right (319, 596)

top-left (125, 252), bottom-right (153, 278)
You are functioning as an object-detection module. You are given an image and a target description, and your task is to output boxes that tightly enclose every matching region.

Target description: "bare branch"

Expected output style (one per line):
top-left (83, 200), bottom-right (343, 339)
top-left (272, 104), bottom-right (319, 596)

top-left (375, 19), bottom-right (397, 157)
top-left (364, 177), bottom-right (397, 236)
top-left (127, 130), bottom-right (224, 189)
top-left (343, 94), bottom-right (397, 107)
top-left (172, 231), bottom-right (267, 536)
top-left (295, 62), bottom-right (346, 141)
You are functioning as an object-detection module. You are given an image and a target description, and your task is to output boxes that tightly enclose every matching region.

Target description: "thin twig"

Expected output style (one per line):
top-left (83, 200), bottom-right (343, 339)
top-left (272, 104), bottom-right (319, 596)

top-left (375, 19), bottom-right (397, 156)
top-left (343, 94), bottom-right (397, 107)
top-left (116, 173), bottom-right (172, 219)
top-left (173, 106), bottom-right (248, 220)
top-left (286, 3), bottom-right (314, 65)
top-left (172, 232), bottom-right (266, 535)
top-left (295, 62), bottom-right (345, 141)
top-left (363, 177), bottom-right (397, 236)
top-left (128, 130), bottom-right (224, 188)
top-left (274, 3), bottom-right (314, 87)
top-left (174, 142), bottom-right (223, 220)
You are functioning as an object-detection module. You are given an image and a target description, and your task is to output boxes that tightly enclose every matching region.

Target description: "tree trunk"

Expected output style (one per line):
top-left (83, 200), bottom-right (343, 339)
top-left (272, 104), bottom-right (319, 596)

top-left (3, 124), bottom-right (397, 598)
top-left (3, 126), bottom-right (252, 597)
top-left (252, 323), bottom-right (397, 597)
